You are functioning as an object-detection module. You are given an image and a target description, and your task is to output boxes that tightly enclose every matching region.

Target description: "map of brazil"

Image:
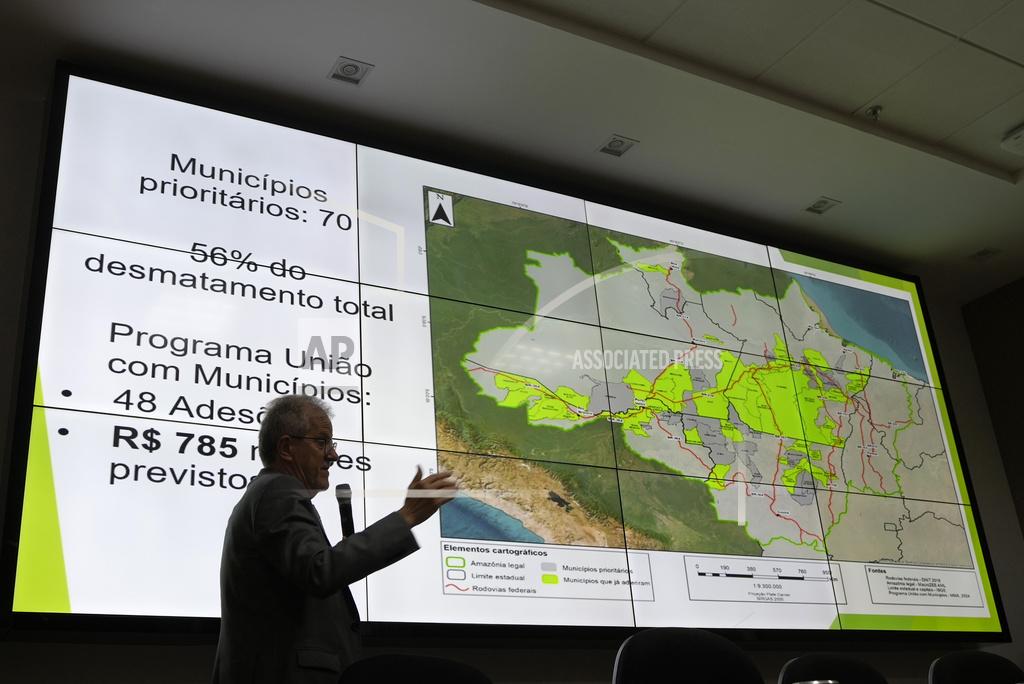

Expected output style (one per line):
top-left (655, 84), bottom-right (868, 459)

top-left (425, 189), bottom-right (972, 572)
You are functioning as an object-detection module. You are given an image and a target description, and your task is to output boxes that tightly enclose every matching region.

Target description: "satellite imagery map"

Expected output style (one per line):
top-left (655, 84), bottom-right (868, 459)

top-left (425, 189), bottom-right (972, 570)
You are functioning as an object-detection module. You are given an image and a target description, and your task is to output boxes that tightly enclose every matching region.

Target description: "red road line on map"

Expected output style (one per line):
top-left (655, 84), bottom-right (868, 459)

top-left (652, 414), bottom-right (713, 472)
top-left (858, 415), bottom-right (869, 487)
top-left (722, 473), bottom-right (754, 501)
top-left (825, 446), bottom-right (840, 524)
top-left (751, 374), bottom-right (784, 436)
top-left (664, 269), bottom-right (696, 339)
top-left (857, 390), bottom-right (888, 490)
top-left (812, 368), bottom-right (889, 494)
top-left (855, 412), bottom-right (886, 491)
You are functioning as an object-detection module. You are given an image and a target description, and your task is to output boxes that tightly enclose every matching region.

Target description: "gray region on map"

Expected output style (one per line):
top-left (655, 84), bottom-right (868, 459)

top-left (686, 363), bottom-right (719, 389)
top-left (788, 475), bottom-right (817, 505)
top-left (587, 379), bottom-right (634, 414)
top-left (690, 415), bottom-right (740, 468)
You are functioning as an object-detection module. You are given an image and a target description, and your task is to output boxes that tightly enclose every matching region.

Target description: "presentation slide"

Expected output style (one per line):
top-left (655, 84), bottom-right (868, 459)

top-left (9, 74), bottom-right (1001, 633)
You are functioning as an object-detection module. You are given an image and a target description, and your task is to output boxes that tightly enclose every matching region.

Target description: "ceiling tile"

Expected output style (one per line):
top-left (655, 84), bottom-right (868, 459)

top-left (863, 42), bottom-right (1024, 142)
top-left (645, 0), bottom-right (848, 79)
top-left (873, 0), bottom-right (1011, 36)
top-left (943, 89), bottom-right (1024, 172)
top-left (510, 0), bottom-right (685, 41)
top-left (758, 0), bottom-right (951, 113)
top-left (966, 0), bottom-right (1024, 64)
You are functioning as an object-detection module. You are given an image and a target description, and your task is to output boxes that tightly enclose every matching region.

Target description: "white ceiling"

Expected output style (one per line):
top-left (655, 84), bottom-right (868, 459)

top-left (2, 0), bottom-right (1023, 304)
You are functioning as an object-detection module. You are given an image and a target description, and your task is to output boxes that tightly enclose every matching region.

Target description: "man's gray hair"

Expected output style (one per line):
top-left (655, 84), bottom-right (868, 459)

top-left (258, 394), bottom-right (333, 467)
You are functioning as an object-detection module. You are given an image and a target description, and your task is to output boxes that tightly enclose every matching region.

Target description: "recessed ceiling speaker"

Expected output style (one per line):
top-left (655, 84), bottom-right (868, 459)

top-left (805, 196), bottom-right (842, 215)
top-left (328, 56), bottom-right (374, 85)
top-left (598, 134), bottom-right (638, 157)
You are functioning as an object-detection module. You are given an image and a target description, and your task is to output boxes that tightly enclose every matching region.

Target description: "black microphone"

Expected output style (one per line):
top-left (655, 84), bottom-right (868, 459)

top-left (336, 483), bottom-right (354, 538)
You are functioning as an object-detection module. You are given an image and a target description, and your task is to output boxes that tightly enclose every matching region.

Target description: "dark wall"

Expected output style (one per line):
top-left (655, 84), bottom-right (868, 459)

top-left (0, 96), bottom-right (47, 563)
top-left (964, 277), bottom-right (1024, 537)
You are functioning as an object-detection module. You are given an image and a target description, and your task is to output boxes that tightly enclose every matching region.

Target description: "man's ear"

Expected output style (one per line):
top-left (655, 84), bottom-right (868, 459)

top-left (277, 434), bottom-right (293, 462)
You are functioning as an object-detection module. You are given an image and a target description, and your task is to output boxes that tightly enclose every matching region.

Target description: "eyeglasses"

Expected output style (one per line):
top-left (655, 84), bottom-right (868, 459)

top-left (288, 435), bottom-right (339, 455)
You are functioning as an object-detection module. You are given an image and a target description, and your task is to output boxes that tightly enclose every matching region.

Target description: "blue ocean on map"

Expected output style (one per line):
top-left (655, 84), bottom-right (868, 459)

top-left (792, 274), bottom-right (926, 381)
top-left (441, 496), bottom-right (544, 544)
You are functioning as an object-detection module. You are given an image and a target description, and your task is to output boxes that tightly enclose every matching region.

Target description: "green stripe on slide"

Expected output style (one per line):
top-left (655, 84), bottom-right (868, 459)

top-left (13, 374), bottom-right (71, 613)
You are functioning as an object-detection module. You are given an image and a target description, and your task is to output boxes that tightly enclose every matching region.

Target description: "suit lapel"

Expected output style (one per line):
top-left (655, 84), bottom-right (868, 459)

top-left (303, 499), bottom-right (331, 544)
top-left (304, 499), bottom-right (360, 621)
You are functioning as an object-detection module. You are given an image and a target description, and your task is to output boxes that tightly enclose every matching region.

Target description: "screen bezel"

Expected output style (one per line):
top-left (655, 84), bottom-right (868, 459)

top-left (0, 61), bottom-right (1009, 644)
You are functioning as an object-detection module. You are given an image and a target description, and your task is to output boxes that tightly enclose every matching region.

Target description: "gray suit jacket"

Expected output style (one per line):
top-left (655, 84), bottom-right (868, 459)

top-left (212, 469), bottom-right (419, 683)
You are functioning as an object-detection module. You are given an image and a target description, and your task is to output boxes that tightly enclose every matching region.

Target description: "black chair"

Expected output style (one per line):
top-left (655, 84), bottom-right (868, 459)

top-left (612, 627), bottom-right (763, 683)
top-left (339, 654), bottom-right (492, 683)
top-left (778, 653), bottom-right (887, 684)
top-left (929, 650), bottom-right (1024, 684)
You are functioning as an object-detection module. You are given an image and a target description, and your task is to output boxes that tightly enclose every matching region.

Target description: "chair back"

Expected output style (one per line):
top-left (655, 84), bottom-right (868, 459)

top-left (778, 653), bottom-right (887, 684)
top-left (929, 650), bottom-right (1024, 684)
top-left (613, 627), bottom-right (763, 684)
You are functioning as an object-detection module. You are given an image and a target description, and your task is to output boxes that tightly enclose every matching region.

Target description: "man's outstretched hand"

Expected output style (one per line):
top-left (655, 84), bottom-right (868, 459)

top-left (398, 467), bottom-right (458, 527)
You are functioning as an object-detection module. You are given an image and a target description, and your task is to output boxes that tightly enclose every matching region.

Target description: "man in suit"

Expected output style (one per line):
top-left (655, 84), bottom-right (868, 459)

top-left (213, 394), bottom-right (456, 683)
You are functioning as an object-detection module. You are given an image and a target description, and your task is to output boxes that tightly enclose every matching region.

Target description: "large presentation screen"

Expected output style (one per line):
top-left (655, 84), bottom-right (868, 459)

top-left (8, 72), bottom-right (1002, 634)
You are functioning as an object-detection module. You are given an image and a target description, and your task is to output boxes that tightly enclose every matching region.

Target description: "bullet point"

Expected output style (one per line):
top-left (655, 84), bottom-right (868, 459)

top-left (61, 389), bottom-right (72, 397)
top-left (58, 428), bottom-right (69, 436)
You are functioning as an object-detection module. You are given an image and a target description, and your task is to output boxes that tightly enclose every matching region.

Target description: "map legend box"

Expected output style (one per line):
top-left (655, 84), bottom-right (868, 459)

top-left (441, 541), bottom-right (654, 601)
